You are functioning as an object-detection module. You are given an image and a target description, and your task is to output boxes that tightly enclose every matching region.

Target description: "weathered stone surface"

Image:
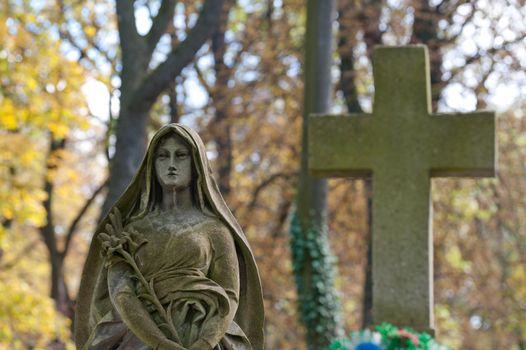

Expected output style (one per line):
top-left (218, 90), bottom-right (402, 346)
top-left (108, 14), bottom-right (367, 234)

top-left (309, 45), bottom-right (496, 332)
top-left (75, 124), bottom-right (265, 350)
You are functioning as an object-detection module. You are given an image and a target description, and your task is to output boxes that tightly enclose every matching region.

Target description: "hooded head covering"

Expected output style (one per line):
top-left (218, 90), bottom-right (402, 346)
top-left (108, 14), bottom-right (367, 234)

top-left (75, 124), bottom-right (264, 349)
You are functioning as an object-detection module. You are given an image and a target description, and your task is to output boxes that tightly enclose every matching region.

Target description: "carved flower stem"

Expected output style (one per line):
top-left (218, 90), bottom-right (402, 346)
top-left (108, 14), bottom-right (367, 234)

top-left (118, 248), bottom-right (181, 344)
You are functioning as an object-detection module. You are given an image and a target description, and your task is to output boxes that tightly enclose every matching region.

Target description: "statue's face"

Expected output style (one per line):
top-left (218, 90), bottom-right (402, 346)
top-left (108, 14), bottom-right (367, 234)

top-left (154, 134), bottom-right (192, 191)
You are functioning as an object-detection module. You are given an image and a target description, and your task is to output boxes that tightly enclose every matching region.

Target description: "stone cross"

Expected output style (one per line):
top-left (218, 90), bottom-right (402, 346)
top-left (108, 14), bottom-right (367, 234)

top-left (308, 45), bottom-right (495, 333)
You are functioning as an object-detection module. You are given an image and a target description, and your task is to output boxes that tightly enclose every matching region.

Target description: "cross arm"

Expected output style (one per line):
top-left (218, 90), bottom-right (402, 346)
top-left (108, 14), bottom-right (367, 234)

top-left (429, 112), bottom-right (496, 177)
top-left (308, 113), bottom-right (375, 177)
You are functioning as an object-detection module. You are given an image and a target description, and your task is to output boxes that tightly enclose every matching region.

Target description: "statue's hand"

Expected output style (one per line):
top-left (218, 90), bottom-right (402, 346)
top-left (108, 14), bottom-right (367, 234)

top-left (99, 231), bottom-right (126, 255)
top-left (98, 208), bottom-right (128, 257)
top-left (98, 220), bottom-right (127, 268)
top-left (99, 208), bottom-right (147, 259)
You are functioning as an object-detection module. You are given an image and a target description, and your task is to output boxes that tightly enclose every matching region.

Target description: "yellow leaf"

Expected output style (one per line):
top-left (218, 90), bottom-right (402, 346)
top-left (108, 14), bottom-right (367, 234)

top-left (48, 122), bottom-right (69, 139)
top-left (0, 100), bottom-right (17, 129)
top-left (85, 25), bottom-right (97, 38)
top-left (79, 118), bottom-right (91, 130)
top-left (2, 207), bottom-right (13, 220)
top-left (445, 246), bottom-right (471, 272)
top-left (20, 149), bottom-right (39, 165)
top-left (0, 113), bottom-right (17, 129)
top-left (26, 77), bottom-right (38, 91)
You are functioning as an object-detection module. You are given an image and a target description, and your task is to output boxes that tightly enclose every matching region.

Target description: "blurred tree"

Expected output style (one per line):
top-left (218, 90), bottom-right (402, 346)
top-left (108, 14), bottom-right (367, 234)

top-left (100, 0), bottom-right (226, 217)
top-left (150, 2), bottom-right (308, 345)
top-left (164, 0), bottom-right (236, 196)
top-left (289, 0), bottom-right (343, 349)
top-left (3, 0), bottom-right (526, 348)
top-left (0, 1), bottom-right (105, 347)
top-left (336, 0), bottom-right (384, 329)
top-left (432, 107), bottom-right (526, 348)
top-left (0, 228), bottom-right (74, 349)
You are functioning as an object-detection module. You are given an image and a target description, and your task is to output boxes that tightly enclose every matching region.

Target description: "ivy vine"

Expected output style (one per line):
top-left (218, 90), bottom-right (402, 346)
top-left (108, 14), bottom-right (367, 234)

top-left (289, 210), bottom-right (343, 349)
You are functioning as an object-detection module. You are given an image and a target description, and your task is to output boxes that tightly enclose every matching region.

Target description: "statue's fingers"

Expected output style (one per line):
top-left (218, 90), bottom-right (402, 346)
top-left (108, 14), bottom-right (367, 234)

top-left (101, 241), bottom-right (111, 252)
top-left (109, 213), bottom-right (117, 231)
top-left (110, 212), bottom-right (123, 234)
top-left (99, 232), bottom-right (111, 242)
top-left (105, 223), bottom-right (115, 236)
top-left (114, 208), bottom-right (123, 231)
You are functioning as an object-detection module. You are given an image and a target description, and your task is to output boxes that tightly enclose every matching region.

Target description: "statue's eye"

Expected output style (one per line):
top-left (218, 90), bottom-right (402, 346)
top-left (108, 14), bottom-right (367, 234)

top-left (157, 153), bottom-right (168, 160)
top-left (177, 152), bottom-right (188, 159)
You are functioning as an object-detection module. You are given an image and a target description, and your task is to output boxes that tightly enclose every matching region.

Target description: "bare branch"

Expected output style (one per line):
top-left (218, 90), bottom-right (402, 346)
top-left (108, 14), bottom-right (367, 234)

top-left (1, 219), bottom-right (12, 230)
top-left (116, 0), bottom-right (144, 55)
top-left (446, 35), bottom-right (526, 83)
top-left (338, 0), bottom-right (365, 113)
top-left (168, 80), bottom-right (181, 123)
top-left (145, 1), bottom-right (155, 19)
top-left (229, 37), bottom-right (250, 72)
top-left (61, 178), bottom-right (108, 258)
top-left (55, 0), bottom-right (113, 66)
top-left (57, 27), bottom-right (100, 69)
top-left (443, 0), bottom-right (475, 22)
top-left (248, 172), bottom-right (298, 210)
top-left (468, 36), bottom-right (525, 65)
top-left (474, 58), bottom-right (496, 109)
top-left (132, 0), bottom-right (225, 111)
top-left (87, 36), bottom-right (115, 64)
top-left (193, 60), bottom-right (212, 96)
top-left (219, 2), bottom-right (264, 72)
top-left (39, 137), bottom-right (65, 255)
top-left (271, 198), bottom-right (293, 238)
top-left (145, 0), bottom-right (177, 56)
top-left (434, 0), bottom-right (448, 12)
top-left (443, 2), bottom-right (476, 44)
top-left (105, 87), bottom-right (116, 163)
top-left (359, 0), bottom-right (385, 58)
top-left (0, 239), bottom-right (40, 270)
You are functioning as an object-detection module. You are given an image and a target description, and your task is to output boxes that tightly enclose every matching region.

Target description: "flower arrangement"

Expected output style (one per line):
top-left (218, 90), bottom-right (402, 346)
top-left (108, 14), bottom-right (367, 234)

top-left (330, 323), bottom-right (450, 350)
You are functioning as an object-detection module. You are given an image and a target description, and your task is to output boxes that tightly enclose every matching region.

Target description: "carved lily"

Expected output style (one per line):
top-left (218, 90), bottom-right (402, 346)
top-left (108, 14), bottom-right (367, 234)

top-left (98, 208), bottom-right (181, 344)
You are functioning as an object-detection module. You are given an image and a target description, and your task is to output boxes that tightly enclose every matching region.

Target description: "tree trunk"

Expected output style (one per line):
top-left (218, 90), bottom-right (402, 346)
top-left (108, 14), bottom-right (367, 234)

top-left (41, 138), bottom-right (74, 319)
top-left (290, 0), bottom-right (342, 348)
top-left (50, 254), bottom-right (72, 318)
top-left (100, 4), bottom-right (149, 216)
top-left (410, 0), bottom-right (443, 111)
top-left (101, 107), bottom-right (149, 216)
top-left (168, 80), bottom-right (180, 124)
top-left (361, 180), bottom-right (373, 328)
top-left (359, 1), bottom-right (383, 327)
top-left (99, 0), bottom-right (225, 218)
top-left (211, 0), bottom-right (234, 197)
top-left (337, 0), bottom-right (383, 329)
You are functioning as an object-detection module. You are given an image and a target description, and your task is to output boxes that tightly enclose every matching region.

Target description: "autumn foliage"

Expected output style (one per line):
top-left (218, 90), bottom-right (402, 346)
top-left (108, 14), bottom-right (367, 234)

top-left (2, 0), bottom-right (526, 349)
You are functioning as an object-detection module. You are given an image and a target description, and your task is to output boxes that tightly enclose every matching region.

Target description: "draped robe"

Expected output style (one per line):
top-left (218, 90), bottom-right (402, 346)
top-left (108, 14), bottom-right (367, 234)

top-left (75, 124), bottom-right (264, 350)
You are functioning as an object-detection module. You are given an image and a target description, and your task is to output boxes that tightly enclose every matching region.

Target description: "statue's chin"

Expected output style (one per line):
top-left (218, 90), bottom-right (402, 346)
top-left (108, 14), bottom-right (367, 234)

top-left (160, 178), bottom-right (191, 191)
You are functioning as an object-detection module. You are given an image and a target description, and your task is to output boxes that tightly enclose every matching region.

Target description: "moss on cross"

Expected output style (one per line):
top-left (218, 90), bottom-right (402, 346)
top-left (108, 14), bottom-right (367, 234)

top-left (309, 45), bottom-right (496, 333)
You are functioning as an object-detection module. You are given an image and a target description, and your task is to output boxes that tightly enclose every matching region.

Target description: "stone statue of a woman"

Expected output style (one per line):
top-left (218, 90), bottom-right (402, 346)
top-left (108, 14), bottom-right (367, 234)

top-left (75, 124), bottom-right (264, 350)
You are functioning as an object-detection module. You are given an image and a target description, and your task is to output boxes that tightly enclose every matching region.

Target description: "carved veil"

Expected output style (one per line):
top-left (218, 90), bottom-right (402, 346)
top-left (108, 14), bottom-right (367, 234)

top-left (75, 124), bottom-right (264, 350)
